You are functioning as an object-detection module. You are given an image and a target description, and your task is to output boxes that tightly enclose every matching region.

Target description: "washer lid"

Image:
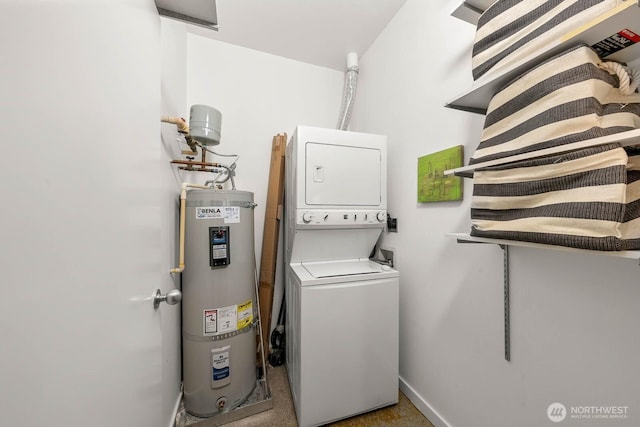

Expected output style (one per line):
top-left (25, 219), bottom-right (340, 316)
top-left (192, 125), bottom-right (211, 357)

top-left (301, 258), bottom-right (384, 278)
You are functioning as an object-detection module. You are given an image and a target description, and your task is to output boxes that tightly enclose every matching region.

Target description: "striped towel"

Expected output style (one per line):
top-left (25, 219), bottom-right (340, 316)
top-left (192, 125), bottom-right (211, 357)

top-left (472, 0), bottom-right (624, 81)
top-left (470, 44), bottom-right (640, 165)
top-left (470, 143), bottom-right (640, 250)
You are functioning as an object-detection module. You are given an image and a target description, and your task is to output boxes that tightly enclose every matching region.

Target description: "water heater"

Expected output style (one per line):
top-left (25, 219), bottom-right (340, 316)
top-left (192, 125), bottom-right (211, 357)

top-left (182, 189), bottom-right (257, 417)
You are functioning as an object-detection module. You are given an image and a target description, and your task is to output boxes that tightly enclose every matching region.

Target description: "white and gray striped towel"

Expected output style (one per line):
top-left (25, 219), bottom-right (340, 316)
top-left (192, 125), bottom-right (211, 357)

top-left (472, 0), bottom-right (625, 81)
top-left (470, 44), bottom-right (640, 165)
top-left (471, 143), bottom-right (640, 250)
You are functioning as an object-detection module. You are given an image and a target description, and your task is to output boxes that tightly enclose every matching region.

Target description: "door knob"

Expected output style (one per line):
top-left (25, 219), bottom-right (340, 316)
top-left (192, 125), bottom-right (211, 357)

top-left (153, 288), bottom-right (182, 309)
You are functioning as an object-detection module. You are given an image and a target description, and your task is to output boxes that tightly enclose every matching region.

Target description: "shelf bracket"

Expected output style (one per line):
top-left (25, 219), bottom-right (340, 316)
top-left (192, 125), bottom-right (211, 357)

top-left (450, 1), bottom-right (484, 25)
top-left (457, 237), bottom-right (511, 361)
top-left (499, 244), bottom-right (511, 362)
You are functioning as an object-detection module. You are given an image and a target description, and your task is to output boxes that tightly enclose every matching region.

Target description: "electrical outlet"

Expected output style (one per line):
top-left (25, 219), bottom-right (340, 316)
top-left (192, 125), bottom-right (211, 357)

top-left (387, 215), bottom-right (398, 232)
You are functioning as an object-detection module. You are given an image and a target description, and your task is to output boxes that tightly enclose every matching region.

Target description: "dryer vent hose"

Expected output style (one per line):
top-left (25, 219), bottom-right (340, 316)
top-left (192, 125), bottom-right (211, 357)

top-left (337, 53), bottom-right (359, 130)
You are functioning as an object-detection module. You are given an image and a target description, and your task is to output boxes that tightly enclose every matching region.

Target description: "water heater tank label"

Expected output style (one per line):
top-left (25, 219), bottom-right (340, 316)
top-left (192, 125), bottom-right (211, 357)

top-left (196, 206), bottom-right (240, 223)
top-left (212, 352), bottom-right (229, 379)
top-left (203, 304), bottom-right (240, 336)
top-left (196, 207), bottom-right (224, 219)
top-left (237, 300), bottom-right (253, 329)
top-left (223, 207), bottom-right (240, 223)
top-left (212, 349), bottom-right (230, 383)
top-left (218, 305), bottom-right (238, 334)
top-left (203, 309), bottom-right (218, 335)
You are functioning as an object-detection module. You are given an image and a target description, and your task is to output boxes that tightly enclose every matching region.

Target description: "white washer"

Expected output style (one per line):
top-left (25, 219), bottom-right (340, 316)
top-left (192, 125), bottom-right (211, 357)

top-left (286, 260), bottom-right (399, 427)
top-left (285, 126), bottom-right (399, 427)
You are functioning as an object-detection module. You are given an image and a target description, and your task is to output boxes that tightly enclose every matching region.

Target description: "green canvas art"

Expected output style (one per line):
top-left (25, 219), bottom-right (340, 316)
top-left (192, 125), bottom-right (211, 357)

top-left (417, 145), bottom-right (464, 203)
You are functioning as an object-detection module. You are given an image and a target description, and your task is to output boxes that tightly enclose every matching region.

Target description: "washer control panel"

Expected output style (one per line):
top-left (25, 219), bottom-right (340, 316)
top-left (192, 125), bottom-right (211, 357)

top-left (296, 210), bottom-right (387, 226)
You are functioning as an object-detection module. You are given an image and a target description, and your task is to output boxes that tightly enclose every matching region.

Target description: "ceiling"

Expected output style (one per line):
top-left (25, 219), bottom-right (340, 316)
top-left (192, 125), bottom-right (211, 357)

top-left (180, 0), bottom-right (408, 71)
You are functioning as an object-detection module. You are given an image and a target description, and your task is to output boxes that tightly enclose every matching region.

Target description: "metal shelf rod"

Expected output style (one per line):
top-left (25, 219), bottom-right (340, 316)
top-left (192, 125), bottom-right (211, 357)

top-left (500, 245), bottom-right (510, 362)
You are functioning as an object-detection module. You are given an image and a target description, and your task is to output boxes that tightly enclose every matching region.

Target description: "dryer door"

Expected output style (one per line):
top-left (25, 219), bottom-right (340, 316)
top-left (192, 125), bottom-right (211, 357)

top-left (305, 142), bottom-right (381, 206)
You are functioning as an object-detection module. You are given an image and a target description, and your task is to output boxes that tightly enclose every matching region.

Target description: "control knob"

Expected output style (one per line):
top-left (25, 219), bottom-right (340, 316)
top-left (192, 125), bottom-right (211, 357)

top-left (376, 212), bottom-right (386, 222)
top-left (302, 212), bottom-right (312, 223)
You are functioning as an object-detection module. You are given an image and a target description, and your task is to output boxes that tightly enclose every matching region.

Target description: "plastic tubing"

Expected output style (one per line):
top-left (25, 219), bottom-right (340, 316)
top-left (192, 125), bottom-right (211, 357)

top-left (170, 182), bottom-right (210, 274)
top-left (209, 167), bottom-right (230, 184)
top-left (161, 116), bottom-right (189, 134)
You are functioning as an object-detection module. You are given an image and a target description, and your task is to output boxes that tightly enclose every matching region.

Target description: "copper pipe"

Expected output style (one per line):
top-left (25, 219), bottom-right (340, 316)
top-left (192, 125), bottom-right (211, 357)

top-left (200, 147), bottom-right (207, 170)
top-left (171, 160), bottom-right (221, 167)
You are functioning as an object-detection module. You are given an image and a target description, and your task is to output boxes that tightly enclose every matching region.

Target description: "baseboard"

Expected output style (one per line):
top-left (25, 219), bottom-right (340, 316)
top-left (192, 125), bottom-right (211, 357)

top-left (169, 391), bottom-right (183, 427)
top-left (399, 376), bottom-right (451, 427)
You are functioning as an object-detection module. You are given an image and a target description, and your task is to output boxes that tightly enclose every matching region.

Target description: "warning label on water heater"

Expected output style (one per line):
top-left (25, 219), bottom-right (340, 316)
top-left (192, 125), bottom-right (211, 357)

top-left (217, 305), bottom-right (238, 334)
top-left (203, 302), bottom-right (251, 336)
top-left (203, 309), bottom-right (218, 335)
top-left (203, 305), bottom-right (236, 336)
top-left (237, 300), bottom-right (253, 329)
top-left (195, 206), bottom-right (240, 224)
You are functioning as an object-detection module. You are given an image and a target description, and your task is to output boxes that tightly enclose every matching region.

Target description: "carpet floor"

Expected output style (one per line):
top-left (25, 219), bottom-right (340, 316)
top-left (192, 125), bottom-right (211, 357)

top-left (223, 365), bottom-right (435, 427)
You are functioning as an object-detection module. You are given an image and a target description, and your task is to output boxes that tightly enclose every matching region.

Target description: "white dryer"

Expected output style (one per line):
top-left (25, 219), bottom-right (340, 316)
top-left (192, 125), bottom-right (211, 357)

top-left (285, 126), bottom-right (399, 427)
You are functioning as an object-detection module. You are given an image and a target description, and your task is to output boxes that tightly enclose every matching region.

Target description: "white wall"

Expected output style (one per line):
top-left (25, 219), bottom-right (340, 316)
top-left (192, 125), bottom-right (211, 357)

top-left (160, 17), bottom-right (189, 426)
top-left (0, 1), bottom-right (178, 427)
top-left (351, 1), bottom-right (640, 426)
top-left (181, 32), bottom-right (345, 334)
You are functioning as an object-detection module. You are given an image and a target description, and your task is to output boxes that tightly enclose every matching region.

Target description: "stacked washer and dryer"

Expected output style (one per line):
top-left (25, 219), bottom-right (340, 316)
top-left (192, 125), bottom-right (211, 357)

top-left (285, 125), bottom-right (400, 427)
